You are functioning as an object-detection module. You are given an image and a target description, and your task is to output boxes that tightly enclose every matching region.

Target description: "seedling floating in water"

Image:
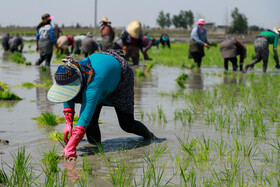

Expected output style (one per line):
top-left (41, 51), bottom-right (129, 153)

top-left (7, 52), bottom-right (26, 64)
top-left (0, 90), bottom-right (21, 100)
top-left (33, 111), bottom-right (62, 126)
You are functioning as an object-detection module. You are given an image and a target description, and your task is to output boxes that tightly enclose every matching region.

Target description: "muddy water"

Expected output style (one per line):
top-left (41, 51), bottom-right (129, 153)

top-left (0, 46), bottom-right (250, 184)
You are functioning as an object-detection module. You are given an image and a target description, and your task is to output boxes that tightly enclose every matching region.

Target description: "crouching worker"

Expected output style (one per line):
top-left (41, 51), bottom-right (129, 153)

top-left (244, 27), bottom-right (280, 73)
top-left (47, 49), bottom-right (164, 160)
top-left (219, 38), bottom-right (246, 71)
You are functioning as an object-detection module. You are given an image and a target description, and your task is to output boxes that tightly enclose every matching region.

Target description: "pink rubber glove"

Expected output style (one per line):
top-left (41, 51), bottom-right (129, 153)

top-left (62, 125), bottom-right (86, 160)
top-left (63, 108), bottom-right (75, 144)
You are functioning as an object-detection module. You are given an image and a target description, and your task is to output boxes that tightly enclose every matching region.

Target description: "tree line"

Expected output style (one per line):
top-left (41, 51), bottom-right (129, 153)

top-left (156, 7), bottom-right (264, 34)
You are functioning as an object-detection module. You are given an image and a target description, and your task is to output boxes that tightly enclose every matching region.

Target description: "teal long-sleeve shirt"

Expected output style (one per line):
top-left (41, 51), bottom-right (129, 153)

top-left (63, 53), bottom-right (121, 129)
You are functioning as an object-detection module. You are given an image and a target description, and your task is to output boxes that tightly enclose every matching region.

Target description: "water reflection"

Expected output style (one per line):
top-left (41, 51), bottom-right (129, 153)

top-left (35, 66), bottom-right (54, 113)
top-left (223, 73), bottom-right (245, 85)
top-left (1, 51), bottom-right (11, 61)
top-left (188, 69), bottom-right (203, 90)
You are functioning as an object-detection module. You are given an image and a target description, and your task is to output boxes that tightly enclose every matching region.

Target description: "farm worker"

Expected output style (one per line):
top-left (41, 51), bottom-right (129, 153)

top-left (57, 35), bottom-right (74, 55)
top-left (8, 34), bottom-right (24, 53)
top-left (47, 49), bottom-right (164, 160)
top-left (219, 38), bottom-right (246, 71)
top-left (35, 13), bottom-right (58, 66)
top-left (146, 34), bottom-right (159, 49)
top-left (243, 27), bottom-right (280, 73)
top-left (188, 18), bottom-right (211, 68)
top-left (120, 20), bottom-right (144, 65)
top-left (53, 24), bottom-right (63, 40)
top-left (99, 16), bottom-right (115, 52)
top-left (141, 35), bottom-right (153, 60)
top-left (159, 33), bottom-right (170, 48)
top-left (1, 33), bottom-right (10, 51)
top-left (80, 32), bottom-right (99, 57)
top-left (73, 34), bottom-right (86, 55)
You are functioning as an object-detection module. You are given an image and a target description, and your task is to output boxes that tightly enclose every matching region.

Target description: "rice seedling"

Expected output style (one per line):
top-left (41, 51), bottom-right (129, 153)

top-left (33, 111), bottom-right (60, 126)
top-left (177, 136), bottom-right (199, 165)
top-left (41, 146), bottom-right (60, 173)
top-left (158, 90), bottom-right (179, 100)
top-left (43, 168), bottom-right (67, 187)
top-left (1, 146), bottom-right (38, 186)
top-left (21, 82), bottom-right (35, 89)
top-left (144, 62), bottom-right (155, 72)
top-left (7, 52), bottom-right (26, 63)
top-left (140, 143), bottom-right (172, 187)
top-left (269, 138), bottom-right (280, 153)
top-left (82, 155), bottom-right (93, 175)
top-left (25, 62), bottom-right (32, 66)
top-left (75, 169), bottom-right (92, 187)
top-left (241, 139), bottom-right (258, 157)
top-left (157, 105), bottom-right (167, 123)
top-left (176, 73), bottom-right (188, 88)
top-left (0, 89), bottom-right (22, 100)
top-left (260, 149), bottom-right (274, 163)
top-left (174, 108), bottom-right (194, 126)
top-left (47, 131), bottom-right (63, 141)
top-left (196, 135), bottom-right (211, 162)
top-left (106, 158), bottom-right (133, 186)
top-left (146, 110), bottom-right (156, 122)
top-left (135, 68), bottom-right (145, 78)
top-left (212, 137), bottom-right (230, 157)
top-left (41, 65), bottom-right (47, 72)
top-left (0, 82), bottom-right (8, 90)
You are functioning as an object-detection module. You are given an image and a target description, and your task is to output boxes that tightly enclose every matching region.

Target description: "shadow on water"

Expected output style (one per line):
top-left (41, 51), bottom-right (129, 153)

top-left (78, 136), bottom-right (167, 156)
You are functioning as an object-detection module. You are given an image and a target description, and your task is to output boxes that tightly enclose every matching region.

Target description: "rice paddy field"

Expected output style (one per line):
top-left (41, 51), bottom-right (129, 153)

top-left (1, 41), bottom-right (280, 186)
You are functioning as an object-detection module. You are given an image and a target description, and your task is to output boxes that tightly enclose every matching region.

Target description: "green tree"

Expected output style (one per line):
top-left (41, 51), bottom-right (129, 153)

top-left (166, 13), bottom-right (172, 28)
top-left (172, 10), bottom-right (194, 29)
top-left (156, 10), bottom-right (167, 28)
top-left (229, 7), bottom-right (248, 34)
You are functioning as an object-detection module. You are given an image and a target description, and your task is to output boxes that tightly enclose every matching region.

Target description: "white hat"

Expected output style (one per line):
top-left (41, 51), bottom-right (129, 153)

top-left (273, 27), bottom-right (280, 36)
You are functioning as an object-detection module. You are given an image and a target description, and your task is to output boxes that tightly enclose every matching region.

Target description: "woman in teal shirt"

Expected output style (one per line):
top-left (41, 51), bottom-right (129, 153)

top-left (48, 50), bottom-right (161, 160)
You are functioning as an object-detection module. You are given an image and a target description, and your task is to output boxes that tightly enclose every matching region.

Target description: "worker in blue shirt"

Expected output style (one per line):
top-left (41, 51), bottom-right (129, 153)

top-left (35, 13), bottom-right (58, 66)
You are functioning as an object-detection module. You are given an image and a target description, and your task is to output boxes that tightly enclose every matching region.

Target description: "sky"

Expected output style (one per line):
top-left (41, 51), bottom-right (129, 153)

top-left (1, 0), bottom-right (279, 30)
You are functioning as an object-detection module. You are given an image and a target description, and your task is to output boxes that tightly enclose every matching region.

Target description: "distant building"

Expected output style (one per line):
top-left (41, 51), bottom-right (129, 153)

top-left (216, 25), bottom-right (229, 34)
top-left (205, 22), bottom-right (216, 32)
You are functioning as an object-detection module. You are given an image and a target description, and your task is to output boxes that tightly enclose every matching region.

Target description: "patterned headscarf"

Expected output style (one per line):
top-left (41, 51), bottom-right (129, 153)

top-left (68, 57), bottom-right (95, 86)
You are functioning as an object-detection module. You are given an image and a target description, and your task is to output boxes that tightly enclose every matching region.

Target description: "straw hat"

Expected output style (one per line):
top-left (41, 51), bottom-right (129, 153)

top-left (47, 64), bottom-right (82, 103)
top-left (100, 16), bottom-right (111, 23)
top-left (126, 20), bottom-right (142, 39)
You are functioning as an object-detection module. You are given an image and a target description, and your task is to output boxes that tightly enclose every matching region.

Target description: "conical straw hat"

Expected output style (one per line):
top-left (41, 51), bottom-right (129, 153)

top-left (126, 20), bottom-right (141, 39)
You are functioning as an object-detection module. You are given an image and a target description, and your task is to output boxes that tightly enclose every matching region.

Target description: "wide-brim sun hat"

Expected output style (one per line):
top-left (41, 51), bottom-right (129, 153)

top-left (47, 64), bottom-right (82, 103)
top-left (100, 16), bottom-right (111, 23)
top-left (196, 18), bottom-right (206, 25)
top-left (126, 20), bottom-right (141, 39)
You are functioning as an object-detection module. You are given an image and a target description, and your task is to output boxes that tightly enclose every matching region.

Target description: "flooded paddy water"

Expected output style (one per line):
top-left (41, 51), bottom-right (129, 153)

top-left (1, 44), bottom-right (280, 186)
